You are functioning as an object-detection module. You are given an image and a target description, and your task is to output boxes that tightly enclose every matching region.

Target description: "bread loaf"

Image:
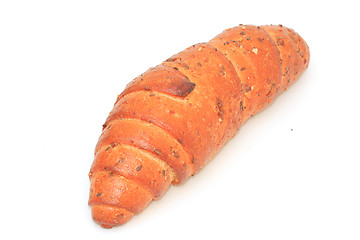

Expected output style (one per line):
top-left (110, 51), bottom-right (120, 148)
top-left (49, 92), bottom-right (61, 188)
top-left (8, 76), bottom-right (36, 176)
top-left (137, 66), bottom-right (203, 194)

top-left (88, 24), bottom-right (310, 228)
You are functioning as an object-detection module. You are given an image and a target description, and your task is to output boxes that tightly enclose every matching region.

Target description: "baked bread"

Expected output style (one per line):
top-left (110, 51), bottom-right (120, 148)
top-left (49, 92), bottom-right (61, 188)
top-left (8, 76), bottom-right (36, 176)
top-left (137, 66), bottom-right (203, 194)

top-left (88, 24), bottom-right (310, 228)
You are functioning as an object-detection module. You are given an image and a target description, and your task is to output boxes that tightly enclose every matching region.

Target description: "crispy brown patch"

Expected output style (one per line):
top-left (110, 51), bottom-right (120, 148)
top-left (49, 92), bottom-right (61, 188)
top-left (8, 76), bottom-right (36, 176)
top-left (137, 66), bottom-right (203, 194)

top-left (170, 80), bottom-right (196, 97)
top-left (119, 65), bottom-right (196, 98)
top-left (216, 98), bottom-right (224, 120)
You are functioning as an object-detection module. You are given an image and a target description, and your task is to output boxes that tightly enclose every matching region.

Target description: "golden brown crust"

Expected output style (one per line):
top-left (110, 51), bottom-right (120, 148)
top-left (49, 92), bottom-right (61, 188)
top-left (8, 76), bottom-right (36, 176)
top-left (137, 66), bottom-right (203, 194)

top-left (261, 25), bottom-right (309, 92)
top-left (117, 65), bottom-right (196, 101)
top-left (89, 171), bottom-right (153, 213)
top-left (89, 24), bottom-right (310, 228)
top-left (91, 144), bottom-right (174, 199)
top-left (161, 43), bottom-right (243, 168)
top-left (96, 118), bottom-right (194, 184)
top-left (208, 25), bottom-right (282, 122)
top-left (91, 204), bottom-right (134, 228)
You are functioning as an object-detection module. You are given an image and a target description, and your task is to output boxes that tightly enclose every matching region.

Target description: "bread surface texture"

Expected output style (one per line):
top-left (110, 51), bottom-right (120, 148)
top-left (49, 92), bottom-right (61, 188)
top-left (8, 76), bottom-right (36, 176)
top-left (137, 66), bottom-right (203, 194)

top-left (88, 24), bottom-right (310, 228)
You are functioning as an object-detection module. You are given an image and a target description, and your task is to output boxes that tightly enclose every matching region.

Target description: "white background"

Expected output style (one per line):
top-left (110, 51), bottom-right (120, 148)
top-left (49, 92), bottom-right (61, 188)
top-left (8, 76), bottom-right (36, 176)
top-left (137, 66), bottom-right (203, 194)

top-left (1, 0), bottom-right (359, 239)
